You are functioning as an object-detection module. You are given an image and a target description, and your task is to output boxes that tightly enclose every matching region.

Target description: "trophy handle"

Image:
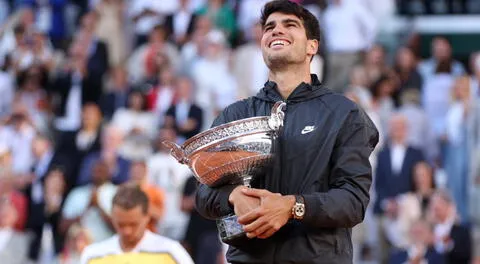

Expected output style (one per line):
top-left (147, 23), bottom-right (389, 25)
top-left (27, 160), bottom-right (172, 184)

top-left (162, 141), bottom-right (189, 164)
top-left (268, 101), bottom-right (287, 131)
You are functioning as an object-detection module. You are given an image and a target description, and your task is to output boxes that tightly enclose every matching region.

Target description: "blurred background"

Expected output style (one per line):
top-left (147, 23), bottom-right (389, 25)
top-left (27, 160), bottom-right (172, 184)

top-left (0, 0), bottom-right (480, 263)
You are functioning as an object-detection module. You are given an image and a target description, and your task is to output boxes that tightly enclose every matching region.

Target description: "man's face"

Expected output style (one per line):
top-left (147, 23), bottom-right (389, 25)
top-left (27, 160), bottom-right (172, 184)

top-left (261, 12), bottom-right (317, 70)
top-left (129, 162), bottom-right (146, 184)
top-left (433, 38), bottom-right (451, 61)
top-left (112, 205), bottom-right (149, 246)
top-left (430, 195), bottom-right (450, 223)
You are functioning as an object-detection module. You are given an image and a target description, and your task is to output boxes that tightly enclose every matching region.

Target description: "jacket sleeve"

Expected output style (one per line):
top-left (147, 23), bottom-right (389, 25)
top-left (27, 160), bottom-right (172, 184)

top-left (302, 108), bottom-right (379, 228)
top-left (195, 101), bottom-right (249, 219)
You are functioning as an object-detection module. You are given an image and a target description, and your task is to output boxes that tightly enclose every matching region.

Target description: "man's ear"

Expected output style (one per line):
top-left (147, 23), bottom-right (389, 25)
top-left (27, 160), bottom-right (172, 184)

top-left (307, 39), bottom-right (319, 57)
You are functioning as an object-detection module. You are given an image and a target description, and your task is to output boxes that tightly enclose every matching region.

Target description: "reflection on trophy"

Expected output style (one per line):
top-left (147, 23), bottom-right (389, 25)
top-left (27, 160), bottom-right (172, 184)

top-left (163, 101), bottom-right (286, 242)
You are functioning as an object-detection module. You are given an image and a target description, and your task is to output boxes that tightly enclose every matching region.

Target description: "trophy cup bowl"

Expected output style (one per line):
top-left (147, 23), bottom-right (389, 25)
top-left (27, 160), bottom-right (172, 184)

top-left (163, 101), bottom-right (286, 242)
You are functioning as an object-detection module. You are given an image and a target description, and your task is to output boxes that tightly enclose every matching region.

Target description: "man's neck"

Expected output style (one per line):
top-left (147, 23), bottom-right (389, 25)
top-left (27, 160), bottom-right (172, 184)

top-left (268, 66), bottom-right (311, 99)
top-left (120, 231), bottom-right (146, 252)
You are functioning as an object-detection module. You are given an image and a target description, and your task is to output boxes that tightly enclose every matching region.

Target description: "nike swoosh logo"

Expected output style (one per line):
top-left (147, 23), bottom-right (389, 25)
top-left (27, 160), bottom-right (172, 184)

top-left (301, 126), bottom-right (315, 135)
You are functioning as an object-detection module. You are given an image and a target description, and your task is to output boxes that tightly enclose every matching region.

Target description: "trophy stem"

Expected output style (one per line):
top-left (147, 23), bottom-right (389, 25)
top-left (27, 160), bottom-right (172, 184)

top-left (242, 175), bottom-right (253, 188)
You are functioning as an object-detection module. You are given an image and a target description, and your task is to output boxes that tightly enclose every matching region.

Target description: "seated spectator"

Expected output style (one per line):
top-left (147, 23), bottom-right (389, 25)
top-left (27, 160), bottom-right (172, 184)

top-left (428, 190), bottom-right (472, 264)
top-left (0, 174), bottom-right (27, 231)
top-left (393, 46), bottom-right (423, 107)
top-left (418, 37), bottom-right (465, 81)
top-left (382, 161), bottom-right (436, 250)
top-left (164, 0), bottom-right (197, 47)
top-left (129, 161), bottom-right (165, 233)
top-left (370, 74), bottom-right (396, 137)
top-left (58, 224), bottom-right (92, 264)
top-left (112, 90), bottom-right (157, 160)
top-left (389, 220), bottom-right (445, 264)
top-left (165, 76), bottom-right (203, 142)
top-left (195, 0), bottom-right (236, 43)
top-left (0, 198), bottom-right (30, 264)
top-left (77, 124), bottom-right (130, 186)
top-left (61, 160), bottom-right (117, 243)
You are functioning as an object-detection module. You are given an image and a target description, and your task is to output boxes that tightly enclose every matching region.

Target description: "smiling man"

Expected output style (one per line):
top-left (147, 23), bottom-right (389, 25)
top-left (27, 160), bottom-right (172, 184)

top-left (195, 1), bottom-right (379, 263)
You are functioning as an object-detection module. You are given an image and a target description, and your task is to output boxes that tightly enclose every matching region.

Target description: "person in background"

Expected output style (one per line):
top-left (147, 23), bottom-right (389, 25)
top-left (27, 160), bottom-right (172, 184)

top-left (164, 0), bottom-right (197, 47)
top-left (195, 0), bottom-right (236, 43)
top-left (165, 76), bottom-right (203, 142)
top-left (99, 67), bottom-right (130, 120)
top-left (182, 175), bottom-right (222, 264)
top-left (393, 46), bottom-right (423, 107)
top-left (61, 160), bottom-right (117, 243)
top-left (0, 199), bottom-right (30, 264)
top-left (58, 224), bottom-right (92, 264)
top-left (77, 124), bottom-right (130, 186)
top-left (129, 160), bottom-right (165, 233)
top-left (418, 37), bottom-right (465, 81)
top-left (80, 184), bottom-right (194, 264)
top-left (428, 190), bottom-right (472, 264)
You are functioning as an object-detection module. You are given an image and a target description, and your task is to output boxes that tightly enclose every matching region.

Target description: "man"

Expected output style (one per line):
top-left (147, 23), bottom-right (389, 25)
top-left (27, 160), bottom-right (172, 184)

top-left (0, 199), bottom-right (29, 264)
top-left (129, 160), bottom-right (165, 233)
top-left (195, 1), bottom-right (379, 263)
top-left (80, 184), bottom-right (193, 264)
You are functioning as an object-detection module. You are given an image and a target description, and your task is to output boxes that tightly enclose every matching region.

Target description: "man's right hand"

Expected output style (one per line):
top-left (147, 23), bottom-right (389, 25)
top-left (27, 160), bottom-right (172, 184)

top-left (229, 186), bottom-right (260, 217)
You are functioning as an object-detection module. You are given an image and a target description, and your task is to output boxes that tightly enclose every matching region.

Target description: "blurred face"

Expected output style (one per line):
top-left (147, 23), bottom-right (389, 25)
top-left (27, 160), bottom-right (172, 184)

top-left (397, 47), bottom-right (416, 70)
top-left (130, 162), bottom-right (147, 184)
top-left (176, 78), bottom-right (192, 100)
top-left (389, 116), bottom-right (407, 144)
top-left (453, 78), bottom-right (470, 100)
top-left (413, 162), bottom-right (433, 192)
top-left (409, 221), bottom-right (431, 244)
top-left (433, 38), bottom-right (451, 61)
top-left (261, 12), bottom-right (318, 70)
top-left (92, 162), bottom-right (110, 185)
top-left (367, 45), bottom-right (385, 65)
top-left (102, 127), bottom-right (124, 150)
top-left (157, 129), bottom-right (177, 151)
top-left (150, 28), bottom-right (166, 44)
top-left (74, 232), bottom-right (90, 253)
top-left (32, 138), bottom-right (49, 158)
top-left (159, 68), bottom-right (175, 85)
top-left (113, 68), bottom-right (128, 89)
top-left (82, 105), bottom-right (102, 129)
top-left (194, 16), bottom-right (212, 35)
top-left (128, 93), bottom-right (144, 111)
top-left (112, 206), bottom-right (149, 246)
top-left (430, 195), bottom-right (451, 223)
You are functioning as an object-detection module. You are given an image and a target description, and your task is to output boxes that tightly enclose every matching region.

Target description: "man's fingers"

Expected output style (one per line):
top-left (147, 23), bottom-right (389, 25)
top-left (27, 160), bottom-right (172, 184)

top-left (241, 188), bottom-right (271, 198)
top-left (238, 208), bottom-right (262, 225)
top-left (243, 216), bottom-right (266, 233)
top-left (257, 227), bottom-right (278, 239)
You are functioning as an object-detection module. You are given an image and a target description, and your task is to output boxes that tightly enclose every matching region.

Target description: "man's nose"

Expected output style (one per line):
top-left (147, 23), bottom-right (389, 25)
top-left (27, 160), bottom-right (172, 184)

top-left (271, 25), bottom-right (285, 36)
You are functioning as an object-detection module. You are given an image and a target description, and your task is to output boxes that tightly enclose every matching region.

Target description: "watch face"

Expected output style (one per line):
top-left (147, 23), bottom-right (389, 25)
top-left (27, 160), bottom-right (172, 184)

top-left (295, 204), bottom-right (305, 217)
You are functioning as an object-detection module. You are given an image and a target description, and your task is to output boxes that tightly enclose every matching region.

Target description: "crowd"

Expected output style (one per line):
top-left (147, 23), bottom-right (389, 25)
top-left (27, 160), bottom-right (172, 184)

top-left (0, 0), bottom-right (479, 264)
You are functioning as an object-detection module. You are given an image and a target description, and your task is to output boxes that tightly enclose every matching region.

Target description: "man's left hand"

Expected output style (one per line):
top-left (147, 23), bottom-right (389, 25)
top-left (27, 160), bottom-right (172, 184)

top-left (238, 188), bottom-right (295, 239)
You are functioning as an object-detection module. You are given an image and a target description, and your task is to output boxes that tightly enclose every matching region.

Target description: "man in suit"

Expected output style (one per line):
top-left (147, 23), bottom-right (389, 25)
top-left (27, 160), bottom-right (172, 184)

top-left (0, 199), bottom-right (29, 264)
top-left (99, 67), bottom-right (130, 120)
top-left (165, 76), bottom-right (203, 141)
top-left (25, 135), bottom-right (70, 262)
top-left (374, 113), bottom-right (425, 215)
top-left (430, 190), bottom-right (472, 264)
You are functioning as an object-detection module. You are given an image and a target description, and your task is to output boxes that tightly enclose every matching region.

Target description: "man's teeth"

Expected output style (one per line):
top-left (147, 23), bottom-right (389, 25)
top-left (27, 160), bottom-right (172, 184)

top-left (271, 40), bottom-right (288, 47)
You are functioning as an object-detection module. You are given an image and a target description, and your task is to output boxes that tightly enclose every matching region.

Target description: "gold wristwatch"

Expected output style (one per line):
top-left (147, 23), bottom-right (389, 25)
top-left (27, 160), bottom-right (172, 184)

top-left (291, 195), bottom-right (305, 220)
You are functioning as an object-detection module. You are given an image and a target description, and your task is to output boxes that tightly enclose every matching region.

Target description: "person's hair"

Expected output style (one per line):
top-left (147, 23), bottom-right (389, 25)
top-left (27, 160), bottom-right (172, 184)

top-left (370, 74), bottom-right (392, 98)
top-left (112, 184), bottom-right (149, 214)
top-left (127, 90), bottom-right (148, 111)
top-left (260, 0), bottom-right (321, 42)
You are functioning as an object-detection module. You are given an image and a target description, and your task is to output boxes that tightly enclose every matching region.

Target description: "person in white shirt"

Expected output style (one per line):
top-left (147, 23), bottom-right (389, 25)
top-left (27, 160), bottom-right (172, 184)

top-left (80, 184), bottom-right (194, 264)
top-left (0, 198), bottom-right (29, 264)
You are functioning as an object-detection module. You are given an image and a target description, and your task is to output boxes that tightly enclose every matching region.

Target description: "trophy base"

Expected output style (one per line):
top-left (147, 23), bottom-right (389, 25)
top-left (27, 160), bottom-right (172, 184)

top-left (217, 214), bottom-right (247, 243)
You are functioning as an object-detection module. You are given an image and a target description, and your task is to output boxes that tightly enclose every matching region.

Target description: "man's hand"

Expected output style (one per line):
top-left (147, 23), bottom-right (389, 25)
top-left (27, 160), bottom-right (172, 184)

top-left (228, 186), bottom-right (260, 217)
top-left (238, 188), bottom-right (295, 239)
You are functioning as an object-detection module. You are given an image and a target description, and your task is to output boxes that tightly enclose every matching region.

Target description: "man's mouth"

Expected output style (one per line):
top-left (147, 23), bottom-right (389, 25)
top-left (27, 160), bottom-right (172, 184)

top-left (269, 39), bottom-right (291, 48)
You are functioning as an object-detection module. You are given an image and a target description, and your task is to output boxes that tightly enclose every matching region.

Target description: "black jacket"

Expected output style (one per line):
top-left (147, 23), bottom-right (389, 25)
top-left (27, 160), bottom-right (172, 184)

top-left (195, 75), bottom-right (379, 263)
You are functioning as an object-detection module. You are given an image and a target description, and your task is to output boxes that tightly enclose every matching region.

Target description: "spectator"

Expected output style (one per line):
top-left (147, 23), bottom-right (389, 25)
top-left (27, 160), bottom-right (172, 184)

top-left (444, 76), bottom-right (471, 222)
top-left (232, 22), bottom-right (269, 99)
top-left (418, 37), bottom-right (465, 81)
top-left (0, 55), bottom-right (14, 120)
top-left (99, 67), bottom-right (130, 120)
top-left (127, 0), bottom-right (166, 47)
top-left (26, 135), bottom-right (70, 261)
top-left (165, 76), bottom-right (203, 142)
top-left (112, 90), bottom-right (157, 160)
top-left (362, 44), bottom-right (394, 88)
top-left (164, 0), bottom-right (198, 47)
top-left (61, 159), bottom-right (117, 243)
top-left (393, 46), bottom-right (423, 107)
top-left (429, 190), bottom-right (472, 264)
top-left (0, 166), bottom-right (28, 231)
top-left (129, 160), bottom-right (165, 233)
top-left (147, 127), bottom-right (190, 240)
top-left (56, 103), bottom-right (103, 189)
top-left (181, 175), bottom-right (222, 264)
top-left (196, 0), bottom-right (236, 43)
top-left (370, 74), bottom-right (396, 137)
top-left (398, 89), bottom-right (438, 162)
top-left (58, 224), bottom-right (92, 264)
top-left (323, 0), bottom-right (376, 93)
top-left (95, 0), bottom-right (127, 67)
top-left (0, 198), bottom-right (30, 264)
top-left (191, 29), bottom-right (237, 131)
top-left (77, 124), bottom-right (130, 186)
top-left (180, 15), bottom-right (213, 72)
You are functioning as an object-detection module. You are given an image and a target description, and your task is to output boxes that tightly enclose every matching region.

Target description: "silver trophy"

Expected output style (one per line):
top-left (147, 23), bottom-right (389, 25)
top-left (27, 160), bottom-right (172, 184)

top-left (163, 101), bottom-right (286, 242)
